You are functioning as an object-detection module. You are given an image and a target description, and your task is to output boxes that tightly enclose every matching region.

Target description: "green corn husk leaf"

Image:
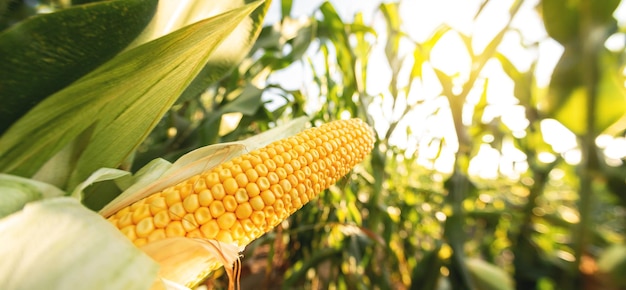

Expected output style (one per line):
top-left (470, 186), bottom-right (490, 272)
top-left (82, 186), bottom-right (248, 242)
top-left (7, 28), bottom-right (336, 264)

top-left (99, 116), bottom-right (308, 218)
top-left (70, 167), bottom-right (130, 199)
top-left (0, 197), bottom-right (158, 290)
top-left (0, 173), bottom-right (65, 218)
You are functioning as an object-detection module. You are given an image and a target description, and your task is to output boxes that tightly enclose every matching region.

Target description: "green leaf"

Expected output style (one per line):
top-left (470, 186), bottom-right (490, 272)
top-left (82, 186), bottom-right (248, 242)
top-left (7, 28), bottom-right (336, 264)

top-left (409, 243), bottom-right (442, 290)
top-left (219, 84), bottom-right (265, 116)
top-left (176, 0), bottom-right (272, 103)
top-left (0, 173), bottom-right (64, 218)
top-left (0, 1), bottom-right (265, 188)
top-left (318, 2), bottom-right (356, 103)
top-left (465, 258), bottom-right (514, 290)
top-left (70, 167), bottom-right (130, 199)
top-left (281, 0), bottom-right (293, 18)
top-left (541, 0), bottom-right (578, 44)
top-left (0, 198), bottom-right (158, 289)
top-left (0, 0), bottom-right (158, 133)
top-left (380, 2), bottom-right (401, 69)
top-left (543, 48), bottom-right (626, 135)
top-left (598, 244), bottom-right (626, 287)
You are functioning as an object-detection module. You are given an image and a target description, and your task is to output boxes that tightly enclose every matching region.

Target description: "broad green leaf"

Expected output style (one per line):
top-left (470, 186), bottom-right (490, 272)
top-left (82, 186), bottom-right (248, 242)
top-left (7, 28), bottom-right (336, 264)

top-left (0, 173), bottom-right (64, 218)
top-left (544, 48), bottom-right (626, 135)
top-left (542, 0), bottom-right (619, 45)
top-left (31, 125), bottom-right (95, 189)
top-left (0, 0), bottom-right (158, 133)
top-left (0, 1), bottom-right (265, 188)
top-left (218, 84), bottom-right (265, 116)
top-left (0, 0), bottom-right (36, 31)
top-left (128, 0), bottom-right (271, 103)
top-left (591, 0), bottom-right (621, 23)
top-left (0, 198), bottom-right (158, 290)
top-left (541, 0), bottom-right (578, 44)
top-left (465, 258), bottom-right (514, 290)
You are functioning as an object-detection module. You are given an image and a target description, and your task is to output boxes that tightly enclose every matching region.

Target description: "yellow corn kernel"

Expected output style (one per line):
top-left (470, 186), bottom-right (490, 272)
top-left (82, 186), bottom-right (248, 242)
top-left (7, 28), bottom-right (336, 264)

top-left (134, 238), bottom-right (148, 247)
top-left (223, 178), bottom-right (238, 195)
top-left (205, 172), bottom-right (220, 188)
top-left (210, 184), bottom-right (225, 200)
top-left (198, 189), bottom-right (214, 207)
top-left (260, 190), bottom-right (275, 206)
top-left (131, 204), bottom-right (151, 224)
top-left (234, 188), bottom-right (248, 203)
top-left (200, 220), bottom-right (220, 239)
top-left (168, 202), bottom-right (185, 221)
top-left (182, 214), bottom-right (198, 232)
top-left (194, 207), bottom-right (212, 225)
top-left (209, 201), bottom-right (225, 218)
top-left (117, 212), bottom-right (133, 228)
top-left (149, 197), bottom-right (167, 215)
top-left (154, 211), bottom-right (170, 228)
top-left (107, 119), bottom-right (374, 249)
top-left (249, 196), bottom-right (265, 211)
top-left (147, 229), bottom-right (166, 242)
top-left (235, 173), bottom-right (249, 188)
top-left (164, 190), bottom-right (181, 207)
top-left (136, 218), bottom-right (155, 238)
top-left (165, 221), bottom-right (185, 237)
top-left (183, 194), bottom-right (200, 213)
top-left (217, 212), bottom-right (236, 230)
top-left (235, 202), bottom-right (252, 219)
top-left (223, 195), bottom-right (237, 212)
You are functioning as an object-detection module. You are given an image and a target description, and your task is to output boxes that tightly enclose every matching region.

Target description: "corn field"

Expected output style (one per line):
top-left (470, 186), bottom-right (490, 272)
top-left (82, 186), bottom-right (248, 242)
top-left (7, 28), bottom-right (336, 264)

top-left (1, 0), bottom-right (626, 290)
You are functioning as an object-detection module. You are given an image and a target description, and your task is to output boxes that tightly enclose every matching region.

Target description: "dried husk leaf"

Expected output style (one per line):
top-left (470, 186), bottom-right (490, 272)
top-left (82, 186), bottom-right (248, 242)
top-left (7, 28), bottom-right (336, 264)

top-left (141, 237), bottom-right (241, 290)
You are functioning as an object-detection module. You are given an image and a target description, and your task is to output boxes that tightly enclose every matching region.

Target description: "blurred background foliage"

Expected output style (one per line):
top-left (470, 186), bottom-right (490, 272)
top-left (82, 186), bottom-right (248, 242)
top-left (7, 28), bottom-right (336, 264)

top-left (2, 0), bottom-right (626, 289)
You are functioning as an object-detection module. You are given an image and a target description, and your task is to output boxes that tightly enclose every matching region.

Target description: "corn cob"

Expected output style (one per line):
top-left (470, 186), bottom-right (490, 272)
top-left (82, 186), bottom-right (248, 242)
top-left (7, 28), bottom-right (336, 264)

top-left (107, 118), bottom-right (374, 247)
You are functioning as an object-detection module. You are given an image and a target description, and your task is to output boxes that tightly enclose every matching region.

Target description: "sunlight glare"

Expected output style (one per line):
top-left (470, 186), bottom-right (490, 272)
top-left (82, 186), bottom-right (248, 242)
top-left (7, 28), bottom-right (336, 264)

top-left (604, 137), bottom-right (626, 160)
top-left (563, 149), bottom-right (582, 165)
top-left (468, 144), bottom-right (500, 179)
top-left (540, 119), bottom-right (578, 153)
top-left (429, 32), bottom-right (471, 78)
top-left (340, 110), bottom-right (352, 120)
top-left (538, 152), bottom-right (557, 163)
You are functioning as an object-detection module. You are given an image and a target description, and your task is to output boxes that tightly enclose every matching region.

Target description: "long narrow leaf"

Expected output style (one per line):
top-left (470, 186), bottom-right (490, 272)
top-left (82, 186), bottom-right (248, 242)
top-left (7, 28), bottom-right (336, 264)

top-left (0, 1), bottom-right (265, 188)
top-left (0, 0), bottom-right (158, 133)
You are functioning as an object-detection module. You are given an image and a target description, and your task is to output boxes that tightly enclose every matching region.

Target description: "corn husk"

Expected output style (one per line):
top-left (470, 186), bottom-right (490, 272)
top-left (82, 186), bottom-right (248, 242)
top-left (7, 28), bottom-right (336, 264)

top-left (0, 198), bottom-right (158, 290)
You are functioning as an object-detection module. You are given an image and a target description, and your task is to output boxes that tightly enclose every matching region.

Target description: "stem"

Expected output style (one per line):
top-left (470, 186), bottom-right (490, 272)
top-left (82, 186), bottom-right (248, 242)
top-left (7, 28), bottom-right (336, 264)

top-left (574, 0), bottom-right (599, 287)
